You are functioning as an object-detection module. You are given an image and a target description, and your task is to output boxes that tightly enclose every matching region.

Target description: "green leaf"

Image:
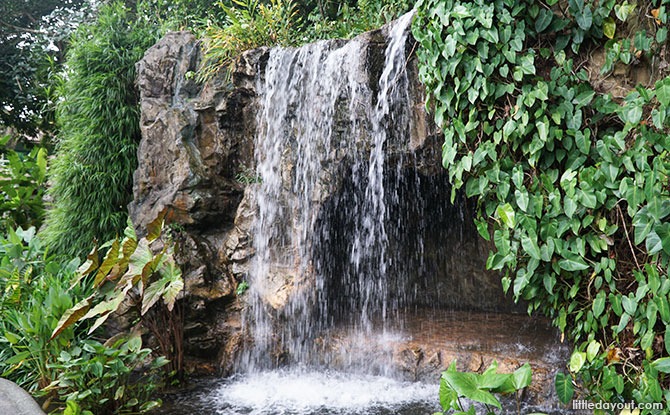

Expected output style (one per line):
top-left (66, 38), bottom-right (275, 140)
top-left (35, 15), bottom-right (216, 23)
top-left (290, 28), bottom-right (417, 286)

top-left (564, 197), bottom-right (577, 219)
top-left (620, 103), bottom-right (643, 124)
top-left (603, 17), bottom-right (616, 39)
top-left (496, 203), bottom-right (516, 228)
top-left (554, 372), bottom-right (574, 404)
top-left (655, 222), bottom-right (670, 255)
top-left (576, 6), bottom-right (592, 30)
top-left (651, 357), bottom-right (670, 373)
top-left (51, 296), bottom-right (94, 341)
top-left (646, 230), bottom-right (663, 254)
top-left (622, 295), bottom-right (637, 315)
top-left (569, 351), bottom-right (586, 373)
top-left (535, 9), bottom-right (553, 32)
top-left (558, 255), bottom-right (589, 271)
top-left (521, 234), bottom-right (541, 260)
top-left (511, 363), bottom-right (532, 389)
top-left (592, 290), bottom-right (605, 317)
top-left (586, 340), bottom-right (600, 362)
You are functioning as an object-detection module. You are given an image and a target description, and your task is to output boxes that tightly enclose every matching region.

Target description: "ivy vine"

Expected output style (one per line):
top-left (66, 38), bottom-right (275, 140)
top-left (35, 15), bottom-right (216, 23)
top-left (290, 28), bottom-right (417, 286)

top-left (413, 0), bottom-right (670, 410)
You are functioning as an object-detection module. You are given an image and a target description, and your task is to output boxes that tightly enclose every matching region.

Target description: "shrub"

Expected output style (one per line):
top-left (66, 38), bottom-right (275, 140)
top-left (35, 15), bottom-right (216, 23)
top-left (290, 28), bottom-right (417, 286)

top-left (199, 0), bottom-right (414, 81)
top-left (0, 227), bottom-right (166, 414)
top-left (41, 1), bottom-right (160, 258)
top-left (0, 227), bottom-right (83, 392)
top-left (199, 0), bottom-right (302, 81)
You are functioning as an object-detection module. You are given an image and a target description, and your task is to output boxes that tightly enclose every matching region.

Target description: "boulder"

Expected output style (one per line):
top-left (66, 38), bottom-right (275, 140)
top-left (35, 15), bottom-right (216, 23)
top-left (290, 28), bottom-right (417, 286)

top-left (0, 378), bottom-right (45, 415)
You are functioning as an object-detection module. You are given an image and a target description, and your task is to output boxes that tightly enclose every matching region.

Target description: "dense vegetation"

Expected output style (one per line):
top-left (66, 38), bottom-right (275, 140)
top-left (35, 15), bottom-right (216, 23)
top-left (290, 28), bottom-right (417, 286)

top-left (2, 0), bottom-right (669, 413)
top-left (413, 0), bottom-right (670, 412)
top-left (41, 1), bottom-right (160, 258)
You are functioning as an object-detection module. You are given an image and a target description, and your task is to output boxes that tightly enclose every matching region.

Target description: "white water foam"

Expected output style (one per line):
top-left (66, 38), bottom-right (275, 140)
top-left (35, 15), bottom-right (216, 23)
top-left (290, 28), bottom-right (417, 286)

top-left (208, 369), bottom-right (437, 414)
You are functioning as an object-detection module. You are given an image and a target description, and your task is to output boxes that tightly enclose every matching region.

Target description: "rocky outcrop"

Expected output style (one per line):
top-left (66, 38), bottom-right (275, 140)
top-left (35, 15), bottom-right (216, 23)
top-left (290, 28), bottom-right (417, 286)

top-left (0, 378), bottom-right (45, 415)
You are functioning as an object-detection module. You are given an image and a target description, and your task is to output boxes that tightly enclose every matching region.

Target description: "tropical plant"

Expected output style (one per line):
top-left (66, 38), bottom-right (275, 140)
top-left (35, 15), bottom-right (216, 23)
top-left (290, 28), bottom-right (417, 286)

top-left (436, 360), bottom-right (533, 415)
top-left (52, 211), bottom-right (185, 379)
top-left (41, 0), bottom-right (160, 258)
top-left (0, 135), bottom-right (47, 232)
top-left (0, 227), bottom-right (169, 414)
top-left (304, 0), bottom-right (413, 41)
top-left (413, 0), bottom-right (670, 412)
top-left (0, 227), bottom-right (84, 392)
top-left (199, 0), bottom-right (301, 81)
top-left (44, 335), bottom-right (165, 415)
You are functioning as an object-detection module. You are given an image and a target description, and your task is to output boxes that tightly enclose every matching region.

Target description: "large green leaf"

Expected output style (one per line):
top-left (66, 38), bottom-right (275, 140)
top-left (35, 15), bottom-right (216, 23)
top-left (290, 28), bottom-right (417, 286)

top-left (496, 203), bottom-right (516, 228)
top-left (511, 363), bottom-right (532, 390)
top-left (569, 351), bottom-right (586, 373)
top-left (558, 255), bottom-right (589, 271)
top-left (651, 357), bottom-right (670, 373)
top-left (521, 233), bottom-right (541, 260)
top-left (592, 290), bottom-right (605, 317)
top-left (656, 77), bottom-right (670, 106)
top-left (50, 296), bottom-right (93, 341)
top-left (554, 372), bottom-right (574, 404)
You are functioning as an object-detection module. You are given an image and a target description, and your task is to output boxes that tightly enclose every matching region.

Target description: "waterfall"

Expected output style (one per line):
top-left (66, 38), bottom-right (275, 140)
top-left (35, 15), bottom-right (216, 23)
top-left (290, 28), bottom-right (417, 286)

top-left (242, 12), bottom-right (417, 373)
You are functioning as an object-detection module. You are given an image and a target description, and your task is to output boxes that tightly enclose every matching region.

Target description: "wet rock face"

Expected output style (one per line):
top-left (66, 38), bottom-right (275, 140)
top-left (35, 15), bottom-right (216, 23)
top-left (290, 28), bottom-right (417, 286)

top-left (130, 29), bottom-right (518, 372)
top-left (131, 32), bottom-right (257, 366)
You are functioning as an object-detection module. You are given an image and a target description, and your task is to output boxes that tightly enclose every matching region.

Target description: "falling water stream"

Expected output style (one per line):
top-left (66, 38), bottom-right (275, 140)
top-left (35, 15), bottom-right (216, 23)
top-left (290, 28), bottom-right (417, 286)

top-left (160, 12), bottom-right (569, 415)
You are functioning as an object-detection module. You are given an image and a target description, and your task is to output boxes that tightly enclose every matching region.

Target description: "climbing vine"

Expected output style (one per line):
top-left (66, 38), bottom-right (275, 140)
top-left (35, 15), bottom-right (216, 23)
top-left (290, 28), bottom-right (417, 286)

top-left (413, 0), bottom-right (670, 411)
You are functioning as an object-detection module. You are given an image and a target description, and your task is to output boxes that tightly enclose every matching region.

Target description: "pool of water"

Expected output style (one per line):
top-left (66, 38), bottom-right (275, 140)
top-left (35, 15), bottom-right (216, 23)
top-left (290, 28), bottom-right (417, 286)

top-left (157, 369), bottom-right (568, 415)
top-left (159, 370), bottom-right (438, 415)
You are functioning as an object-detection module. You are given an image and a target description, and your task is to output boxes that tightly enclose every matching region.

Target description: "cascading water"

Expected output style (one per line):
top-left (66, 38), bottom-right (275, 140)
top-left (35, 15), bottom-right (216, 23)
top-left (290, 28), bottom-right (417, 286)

top-left (242, 11), bottom-right (418, 372)
top-left (158, 11), bottom-right (569, 415)
top-left (108, 1), bottom-right (586, 409)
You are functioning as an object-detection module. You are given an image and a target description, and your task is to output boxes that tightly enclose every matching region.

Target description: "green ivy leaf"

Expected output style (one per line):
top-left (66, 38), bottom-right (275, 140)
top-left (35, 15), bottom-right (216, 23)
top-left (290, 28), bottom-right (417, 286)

top-left (586, 340), bottom-right (600, 362)
top-left (655, 77), bottom-right (670, 107)
top-left (592, 290), bottom-right (605, 318)
top-left (603, 17), bottom-right (615, 39)
top-left (575, 6), bottom-right (592, 30)
top-left (651, 357), bottom-right (670, 373)
top-left (554, 372), bottom-right (574, 404)
top-left (496, 203), bottom-right (516, 228)
top-left (535, 9), bottom-right (553, 32)
top-left (511, 363), bottom-right (532, 389)
top-left (569, 351), bottom-right (586, 373)
top-left (521, 233), bottom-right (541, 260)
top-left (558, 255), bottom-right (589, 271)
top-left (620, 102), bottom-right (643, 124)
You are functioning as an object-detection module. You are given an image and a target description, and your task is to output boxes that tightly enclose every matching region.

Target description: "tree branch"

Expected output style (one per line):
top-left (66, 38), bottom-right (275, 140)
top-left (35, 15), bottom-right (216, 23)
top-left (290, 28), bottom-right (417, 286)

top-left (0, 20), bottom-right (44, 34)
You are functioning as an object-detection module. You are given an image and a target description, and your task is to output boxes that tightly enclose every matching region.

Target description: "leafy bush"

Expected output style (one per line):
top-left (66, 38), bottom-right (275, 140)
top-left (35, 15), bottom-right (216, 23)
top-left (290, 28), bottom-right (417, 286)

top-left (304, 0), bottom-right (413, 41)
top-left (53, 212), bottom-right (185, 379)
top-left (413, 0), bottom-right (670, 411)
top-left (0, 136), bottom-right (47, 233)
top-left (199, 0), bottom-right (302, 81)
top-left (46, 336), bottom-right (165, 414)
top-left (0, 227), bottom-right (83, 391)
top-left (0, 227), bottom-right (167, 414)
top-left (436, 360), bottom-right (532, 415)
top-left (41, 1), bottom-right (160, 258)
top-left (199, 0), bottom-right (414, 80)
